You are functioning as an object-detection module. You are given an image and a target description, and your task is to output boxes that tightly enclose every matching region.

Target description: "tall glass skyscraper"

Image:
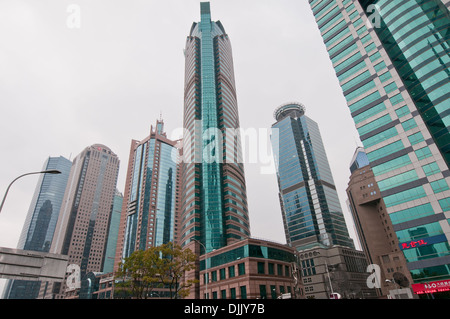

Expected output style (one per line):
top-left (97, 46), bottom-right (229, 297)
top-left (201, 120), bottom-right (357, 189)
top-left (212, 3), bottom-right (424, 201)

top-left (308, 0), bottom-right (450, 285)
top-left (179, 2), bottom-right (250, 253)
top-left (2, 156), bottom-right (71, 299)
top-left (117, 120), bottom-right (179, 260)
top-left (271, 102), bottom-right (355, 251)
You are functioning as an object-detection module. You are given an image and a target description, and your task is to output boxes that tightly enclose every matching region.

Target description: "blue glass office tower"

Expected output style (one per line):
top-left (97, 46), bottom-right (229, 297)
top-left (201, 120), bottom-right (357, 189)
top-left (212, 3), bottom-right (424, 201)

top-left (120, 120), bottom-right (179, 259)
top-left (3, 156), bottom-right (71, 299)
top-left (308, 0), bottom-right (450, 285)
top-left (271, 102), bottom-right (355, 250)
top-left (103, 189), bottom-right (123, 273)
top-left (180, 2), bottom-right (250, 253)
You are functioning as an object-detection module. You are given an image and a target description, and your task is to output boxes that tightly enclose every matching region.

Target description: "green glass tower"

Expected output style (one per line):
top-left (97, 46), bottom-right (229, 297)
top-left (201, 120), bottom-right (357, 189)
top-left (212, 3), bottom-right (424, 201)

top-left (180, 2), bottom-right (250, 253)
top-left (308, 0), bottom-right (450, 286)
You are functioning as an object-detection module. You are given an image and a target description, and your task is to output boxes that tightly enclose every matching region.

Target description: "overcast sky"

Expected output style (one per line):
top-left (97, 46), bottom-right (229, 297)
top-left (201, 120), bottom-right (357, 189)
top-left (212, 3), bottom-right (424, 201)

top-left (0, 0), bottom-right (364, 294)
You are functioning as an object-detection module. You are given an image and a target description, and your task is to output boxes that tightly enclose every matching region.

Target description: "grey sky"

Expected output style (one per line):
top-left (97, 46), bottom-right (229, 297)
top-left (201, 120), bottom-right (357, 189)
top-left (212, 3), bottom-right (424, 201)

top-left (0, 0), bottom-right (363, 292)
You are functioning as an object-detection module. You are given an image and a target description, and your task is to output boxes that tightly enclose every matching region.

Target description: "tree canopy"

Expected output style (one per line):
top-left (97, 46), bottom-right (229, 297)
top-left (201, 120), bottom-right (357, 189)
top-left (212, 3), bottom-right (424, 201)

top-left (115, 242), bottom-right (198, 299)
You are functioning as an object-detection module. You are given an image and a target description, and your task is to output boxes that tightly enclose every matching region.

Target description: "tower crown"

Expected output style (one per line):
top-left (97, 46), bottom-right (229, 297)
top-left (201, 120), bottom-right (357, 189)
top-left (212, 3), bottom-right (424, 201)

top-left (274, 102), bottom-right (306, 121)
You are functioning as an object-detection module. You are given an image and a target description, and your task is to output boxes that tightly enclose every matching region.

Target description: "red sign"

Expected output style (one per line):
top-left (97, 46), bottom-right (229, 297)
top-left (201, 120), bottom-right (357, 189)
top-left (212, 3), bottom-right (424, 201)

top-left (400, 239), bottom-right (427, 250)
top-left (412, 279), bottom-right (450, 294)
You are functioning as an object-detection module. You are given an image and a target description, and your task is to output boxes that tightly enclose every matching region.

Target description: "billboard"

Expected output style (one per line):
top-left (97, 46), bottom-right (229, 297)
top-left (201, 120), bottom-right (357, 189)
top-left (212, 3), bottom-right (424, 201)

top-left (412, 279), bottom-right (450, 294)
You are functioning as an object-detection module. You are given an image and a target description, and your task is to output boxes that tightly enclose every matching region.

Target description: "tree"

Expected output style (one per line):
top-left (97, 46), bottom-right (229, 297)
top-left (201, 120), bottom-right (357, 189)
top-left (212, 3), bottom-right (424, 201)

top-left (115, 248), bottom-right (161, 299)
top-left (115, 242), bottom-right (198, 299)
top-left (155, 242), bottom-right (198, 299)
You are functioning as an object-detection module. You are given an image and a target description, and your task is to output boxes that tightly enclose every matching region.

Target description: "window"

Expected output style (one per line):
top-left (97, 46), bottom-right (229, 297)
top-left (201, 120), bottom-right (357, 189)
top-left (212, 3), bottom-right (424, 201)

top-left (240, 286), bottom-right (247, 299)
top-left (384, 82), bottom-right (397, 94)
top-left (408, 132), bottom-right (424, 145)
top-left (271, 285), bottom-right (277, 299)
top-left (230, 288), bottom-right (236, 299)
top-left (238, 263), bottom-right (245, 275)
top-left (258, 262), bottom-right (265, 274)
top-left (401, 118), bottom-right (417, 131)
top-left (259, 285), bottom-right (267, 299)
top-left (422, 162), bottom-right (440, 176)
top-left (268, 263), bottom-right (275, 275)
top-left (277, 264), bottom-right (283, 276)
top-left (228, 265), bottom-right (235, 278)
top-left (431, 179), bottom-right (449, 194)
top-left (415, 146), bottom-right (432, 160)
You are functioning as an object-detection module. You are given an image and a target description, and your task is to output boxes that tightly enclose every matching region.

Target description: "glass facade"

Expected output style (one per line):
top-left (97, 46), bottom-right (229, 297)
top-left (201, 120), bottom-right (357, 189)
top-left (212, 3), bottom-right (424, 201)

top-left (349, 146), bottom-right (370, 173)
top-left (199, 244), bottom-right (296, 271)
top-left (3, 156), bottom-right (72, 299)
top-left (122, 121), bottom-right (178, 258)
top-left (102, 189), bottom-right (123, 273)
top-left (271, 103), bottom-right (355, 250)
top-left (308, 0), bottom-right (450, 284)
top-left (180, 2), bottom-right (250, 253)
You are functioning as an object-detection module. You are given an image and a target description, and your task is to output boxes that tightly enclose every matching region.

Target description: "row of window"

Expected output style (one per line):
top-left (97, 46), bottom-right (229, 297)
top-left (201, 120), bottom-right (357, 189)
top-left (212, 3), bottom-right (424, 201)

top-left (203, 261), bottom-right (292, 285)
top-left (204, 284), bottom-right (295, 300)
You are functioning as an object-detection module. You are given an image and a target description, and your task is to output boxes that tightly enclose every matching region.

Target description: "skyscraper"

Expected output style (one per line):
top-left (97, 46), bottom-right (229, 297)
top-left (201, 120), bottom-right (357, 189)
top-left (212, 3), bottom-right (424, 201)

top-left (179, 2), bottom-right (250, 253)
top-left (2, 156), bottom-right (71, 299)
top-left (271, 102), bottom-right (355, 251)
top-left (49, 144), bottom-right (120, 298)
top-left (116, 120), bottom-right (179, 263)
top-left (103, 189), bottom-right (123, 274)
top-left (308, 0), bottom-right (450, 286)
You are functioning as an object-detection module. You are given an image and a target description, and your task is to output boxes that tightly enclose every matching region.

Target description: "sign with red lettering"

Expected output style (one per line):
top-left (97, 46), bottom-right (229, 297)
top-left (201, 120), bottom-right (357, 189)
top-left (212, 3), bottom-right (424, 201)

top-left (398, 234), bottom-right (446, 251)
top-left (400, 239), bottom-right (427, 250)
top-left (412, 279), bottom-right (450, 295)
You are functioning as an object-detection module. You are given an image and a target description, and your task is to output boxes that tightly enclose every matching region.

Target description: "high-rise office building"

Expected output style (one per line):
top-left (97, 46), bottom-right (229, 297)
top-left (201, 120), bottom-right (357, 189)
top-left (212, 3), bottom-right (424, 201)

top-left (271, 102), bottom-right (355, 251)
top-left (48, 144), bottom-right (120, 298)
top-left (179, 2), bottom-right (250, 253)
top-left (103, 189), bottom-right (123, 274)
top-left (2, 156), bottom-right (71, 299)
top-left (308, 0), bottom-right (450, 286)
top-left (115, 120), bottom-right (179, 264)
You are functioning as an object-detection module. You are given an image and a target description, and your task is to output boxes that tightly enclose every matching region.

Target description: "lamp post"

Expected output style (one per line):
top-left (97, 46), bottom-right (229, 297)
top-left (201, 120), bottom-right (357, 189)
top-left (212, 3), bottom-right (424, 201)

top-left (385, 278), bottom-right (399, 299)
top-left (0, 169), bottom-right (62, 214)
top-left (192, 238), bottom-right (209, 299)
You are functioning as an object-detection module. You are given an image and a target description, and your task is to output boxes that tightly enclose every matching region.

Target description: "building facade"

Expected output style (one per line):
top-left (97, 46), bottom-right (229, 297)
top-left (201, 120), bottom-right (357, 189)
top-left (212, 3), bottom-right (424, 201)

top-left (103, 189), bottom-right (123, 274)
top-left (196, 238), bottom-right (303, 299)
top-left (47, 144), bottom-right (120, 299)
top-left (179, 2), bottom-right (250, 254)
top-left (308, 0), bottom-right (450, 286)
top-left (347, 147), bottom-right (415, 298)
top-left (115, 120), bottom-right (179, 265)
top-left (2, 156), bottom-right (72, 299)
top-left (271, 102), bottom-right (355, 251)
top-left (298, 245), bottom-right (375, 299)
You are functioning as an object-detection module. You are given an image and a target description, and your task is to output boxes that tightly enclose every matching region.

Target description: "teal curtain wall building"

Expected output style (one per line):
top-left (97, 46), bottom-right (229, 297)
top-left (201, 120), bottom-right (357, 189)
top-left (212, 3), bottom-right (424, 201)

top-left (271, 103), bottom-right (355, 251)
top-left (308, 0), bottom-right (450, 284)
top-left (180, 2), bottom-right (250, 253)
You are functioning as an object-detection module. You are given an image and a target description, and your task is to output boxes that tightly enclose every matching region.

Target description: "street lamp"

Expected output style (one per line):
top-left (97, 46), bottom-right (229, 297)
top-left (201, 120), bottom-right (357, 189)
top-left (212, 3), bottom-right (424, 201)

top-left (192, 238), bottom-right (209, 299)
top-left (385, 279), bottom-right (399, 299)
top-left (0, 169), bottom-right (62, 214)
